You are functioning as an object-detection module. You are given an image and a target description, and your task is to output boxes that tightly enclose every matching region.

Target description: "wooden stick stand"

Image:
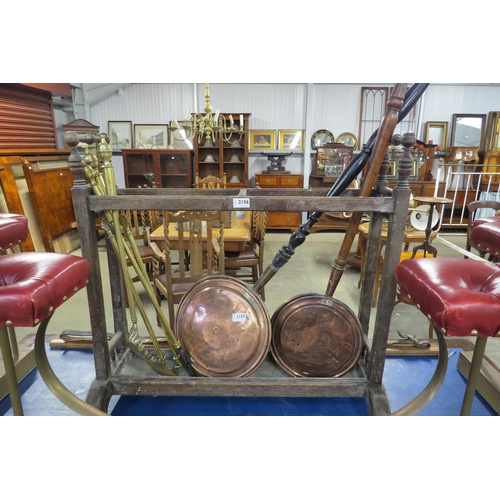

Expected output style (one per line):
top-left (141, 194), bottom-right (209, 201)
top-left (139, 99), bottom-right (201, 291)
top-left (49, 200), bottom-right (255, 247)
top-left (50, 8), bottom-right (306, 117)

top-left (68, 145), bottom-right (411, 414)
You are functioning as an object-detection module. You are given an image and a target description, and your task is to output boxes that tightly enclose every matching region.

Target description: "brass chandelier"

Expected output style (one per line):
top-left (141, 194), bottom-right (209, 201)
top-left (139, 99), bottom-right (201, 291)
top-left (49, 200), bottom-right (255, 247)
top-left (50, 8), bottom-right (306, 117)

top-left (171, 83), bottom-right (245, 145)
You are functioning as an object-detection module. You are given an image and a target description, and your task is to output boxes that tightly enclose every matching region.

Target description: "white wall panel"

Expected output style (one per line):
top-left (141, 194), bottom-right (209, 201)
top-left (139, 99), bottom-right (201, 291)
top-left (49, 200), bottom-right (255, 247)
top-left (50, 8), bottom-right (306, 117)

top-left (420, 85), bottom-right (500, 123)
top-left (89, 83), bottom-right (194, 129)
top-left (309, 84), bottom-right (361, 141)
top-left (85, 82), bottom-right (500, 184)
top-left (87, 83), bottom-right (500, 138)
top-left (193, 83), bottom-right (308, 128)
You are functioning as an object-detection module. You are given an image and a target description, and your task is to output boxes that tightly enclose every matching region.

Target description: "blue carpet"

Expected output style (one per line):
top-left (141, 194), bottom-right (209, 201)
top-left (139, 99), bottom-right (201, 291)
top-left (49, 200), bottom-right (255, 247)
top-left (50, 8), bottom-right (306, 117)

top-left (1, 347), bottom-right (497, 416)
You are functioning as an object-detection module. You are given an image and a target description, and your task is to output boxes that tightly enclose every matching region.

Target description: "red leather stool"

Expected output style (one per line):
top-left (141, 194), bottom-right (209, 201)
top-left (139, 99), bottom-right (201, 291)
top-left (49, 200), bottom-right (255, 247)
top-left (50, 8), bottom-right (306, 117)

top-left (0, 214), bottom-right (93, 415)
top-left (0, 213), bottom-right (29, 253)
top-left (395, 257), bottom-right (500, 415)
top-left (0, 214), bottom-right (30, 387)
top-left (469, 219), bottom-right (500, 260)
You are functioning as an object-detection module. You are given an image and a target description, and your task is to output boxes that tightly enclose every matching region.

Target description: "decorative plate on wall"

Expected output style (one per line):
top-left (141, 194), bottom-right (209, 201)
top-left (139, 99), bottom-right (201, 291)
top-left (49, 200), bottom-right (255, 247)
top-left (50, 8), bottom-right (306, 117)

top-left (310, 129), bottom-right (335, 150)
top-left (336, 132), bottom-right (358, 149)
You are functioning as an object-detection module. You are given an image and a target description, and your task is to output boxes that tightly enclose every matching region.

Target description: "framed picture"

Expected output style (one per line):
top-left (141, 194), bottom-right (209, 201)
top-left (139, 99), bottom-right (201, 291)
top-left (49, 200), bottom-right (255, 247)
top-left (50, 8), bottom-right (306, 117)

top-left (249, 129), bottom-right (276, 150)
top-left (169, 120), bottom-right (194, 149)
top-left (278, 129), bottom-right (304, 151)
top-left (108, 121), bottom-right (133, 150)
top-left (134, 124), bottom-right (168, 148)
top-left (387, 160), bottom-right (397, 178)
top-left (387, 152), bottom-right (419, 179)
top-left (424, 121), bottom-right (449, 150)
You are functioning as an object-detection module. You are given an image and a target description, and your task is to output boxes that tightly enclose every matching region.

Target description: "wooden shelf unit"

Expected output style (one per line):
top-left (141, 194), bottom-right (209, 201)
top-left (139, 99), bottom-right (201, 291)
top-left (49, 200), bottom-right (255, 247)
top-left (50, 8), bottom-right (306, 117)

top-left (194, 113), bottom-right (250, 188)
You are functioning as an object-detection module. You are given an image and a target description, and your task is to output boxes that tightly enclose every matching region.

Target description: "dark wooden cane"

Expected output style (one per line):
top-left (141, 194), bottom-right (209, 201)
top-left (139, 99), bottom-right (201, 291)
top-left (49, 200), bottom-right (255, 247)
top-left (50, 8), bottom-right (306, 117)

top-left (253, 83), bottom-right (429, 296)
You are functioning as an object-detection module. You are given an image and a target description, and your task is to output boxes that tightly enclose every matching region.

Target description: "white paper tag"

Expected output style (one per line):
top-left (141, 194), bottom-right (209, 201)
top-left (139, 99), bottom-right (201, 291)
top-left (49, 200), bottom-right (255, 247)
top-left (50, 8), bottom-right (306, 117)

top-left (232, 313), bottom-right (247, 322)
top-left (233, 197), bottom-right (250, 209)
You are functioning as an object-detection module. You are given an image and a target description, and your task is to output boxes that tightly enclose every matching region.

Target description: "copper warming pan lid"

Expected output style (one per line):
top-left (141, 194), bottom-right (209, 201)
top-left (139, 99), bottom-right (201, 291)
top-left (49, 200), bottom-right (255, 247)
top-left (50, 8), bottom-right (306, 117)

top-left (175, 275), bottom-right (271, 377)
top-left (270, 293), bottom-right (364, 377)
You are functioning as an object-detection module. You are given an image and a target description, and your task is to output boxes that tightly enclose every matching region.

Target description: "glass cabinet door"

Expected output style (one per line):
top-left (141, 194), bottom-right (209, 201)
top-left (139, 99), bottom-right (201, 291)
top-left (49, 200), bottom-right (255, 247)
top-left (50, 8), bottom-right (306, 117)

top-left (124, 153), bottom-right (156, 188)
top-left (159, 151), bottom-right (192, 188)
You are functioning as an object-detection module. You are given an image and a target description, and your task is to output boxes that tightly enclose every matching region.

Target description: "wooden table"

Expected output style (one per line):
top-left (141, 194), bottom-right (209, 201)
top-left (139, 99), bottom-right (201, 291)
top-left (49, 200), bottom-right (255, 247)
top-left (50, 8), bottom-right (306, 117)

top-left (149, 211), bottom-right (252, 252)
top-left (357, 221), bottom-right (438, 307)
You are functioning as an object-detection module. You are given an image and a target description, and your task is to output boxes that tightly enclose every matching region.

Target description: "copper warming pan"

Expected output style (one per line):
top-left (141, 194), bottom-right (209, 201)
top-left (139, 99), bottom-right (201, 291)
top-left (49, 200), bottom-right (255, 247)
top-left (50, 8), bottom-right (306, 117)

top-left (176, 277), bottom-right (364, 378)
top-left (270, 293), bottom-right (364, 378)
top-left (175, 275), bottom-right (271, 377)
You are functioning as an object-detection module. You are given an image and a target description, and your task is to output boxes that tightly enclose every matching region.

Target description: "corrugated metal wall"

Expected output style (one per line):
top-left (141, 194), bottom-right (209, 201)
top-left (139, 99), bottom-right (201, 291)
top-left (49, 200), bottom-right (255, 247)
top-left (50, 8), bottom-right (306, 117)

top-left (90, 83), bottom-right (194, 126)
top-left (86, 83), bottom-right (500, 186)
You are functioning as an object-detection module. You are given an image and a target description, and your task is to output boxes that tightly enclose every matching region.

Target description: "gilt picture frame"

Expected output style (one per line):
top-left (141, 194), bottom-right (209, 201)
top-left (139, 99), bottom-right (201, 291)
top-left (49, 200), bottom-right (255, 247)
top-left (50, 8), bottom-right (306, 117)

top-left (249, 130), bottom-right (276, 150)
top-left (278, 129), bottom-right (304, 151)
top-left (424, 121), bottom-right (449, 150)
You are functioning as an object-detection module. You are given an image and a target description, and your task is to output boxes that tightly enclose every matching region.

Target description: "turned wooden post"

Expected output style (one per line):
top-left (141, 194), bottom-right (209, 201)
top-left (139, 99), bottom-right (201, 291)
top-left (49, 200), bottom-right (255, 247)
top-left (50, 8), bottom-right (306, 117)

top-left (325, 84), bottom-right (407, 297)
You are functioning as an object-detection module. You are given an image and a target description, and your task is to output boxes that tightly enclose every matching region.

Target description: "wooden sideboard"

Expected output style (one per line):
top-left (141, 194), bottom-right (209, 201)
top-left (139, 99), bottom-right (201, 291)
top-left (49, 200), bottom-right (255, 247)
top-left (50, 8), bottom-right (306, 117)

top-left (255, 173), bottom-right (304, 230)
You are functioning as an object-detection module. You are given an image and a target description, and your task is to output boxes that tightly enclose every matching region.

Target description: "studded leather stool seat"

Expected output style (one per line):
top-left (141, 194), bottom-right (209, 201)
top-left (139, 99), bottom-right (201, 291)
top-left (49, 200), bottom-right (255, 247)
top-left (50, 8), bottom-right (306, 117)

top-left (395, 257), bottom-right (500, 415)
top-left (0, 252), bottom-right (89, 327)
top-left (469, 218), bottom-right (500, 260)
top-left (0, 213), bottom-right (28, 252)
top-left (0, 213), bottom-right (91, 415)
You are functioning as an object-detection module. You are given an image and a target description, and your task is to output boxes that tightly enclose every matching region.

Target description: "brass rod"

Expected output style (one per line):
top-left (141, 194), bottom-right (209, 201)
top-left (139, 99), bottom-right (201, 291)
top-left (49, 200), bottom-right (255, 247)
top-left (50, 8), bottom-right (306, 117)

top-left (460, 335), bottom-right (488, 416)
top-left (391, 326), bottom-right (448, 416)
top-left (0, 325), bottom-right (23, 416)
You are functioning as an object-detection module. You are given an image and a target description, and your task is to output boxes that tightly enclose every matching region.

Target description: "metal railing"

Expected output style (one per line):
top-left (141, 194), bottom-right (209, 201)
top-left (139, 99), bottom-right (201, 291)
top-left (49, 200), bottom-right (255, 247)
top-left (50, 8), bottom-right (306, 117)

top-left (432, 163), bottom-right (499, 260)
top-left (434, 163), bottom-right (500, 228)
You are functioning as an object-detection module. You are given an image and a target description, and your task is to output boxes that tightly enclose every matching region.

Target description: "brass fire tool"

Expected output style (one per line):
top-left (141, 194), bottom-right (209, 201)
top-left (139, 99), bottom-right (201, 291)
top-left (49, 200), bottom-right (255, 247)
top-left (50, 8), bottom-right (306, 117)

top-left (66, 131), bottom-right (195, 376)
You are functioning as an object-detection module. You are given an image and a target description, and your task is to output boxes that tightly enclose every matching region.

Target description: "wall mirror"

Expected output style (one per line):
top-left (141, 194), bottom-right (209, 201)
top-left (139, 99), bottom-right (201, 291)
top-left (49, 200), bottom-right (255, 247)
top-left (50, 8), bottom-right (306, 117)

top-left (424, 121), bottom-right (449, 150)
top-left (484, 111), bottom-right (500, 151)
top-left (450, 113), bottom-right (486, 149)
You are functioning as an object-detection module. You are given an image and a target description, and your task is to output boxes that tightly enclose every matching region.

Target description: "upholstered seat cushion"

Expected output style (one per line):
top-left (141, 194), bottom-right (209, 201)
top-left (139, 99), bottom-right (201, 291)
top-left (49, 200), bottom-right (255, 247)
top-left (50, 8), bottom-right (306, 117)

top-left (125, 244), bottom-right (153, 260)
top-left (225, 245), bottom-right (258, 262)
top-left (469, 219), bottom-right (500, 257)
top-left (155, 270), bottom-right (209, 294)
top-left (471, 215), bottom-right (500, 230)
top-left (0, 252), bottom-right (90, 327)
top-left (0, 214), bottom-right (28, 249)
top-left (395, 257), bottom-right (500, 338)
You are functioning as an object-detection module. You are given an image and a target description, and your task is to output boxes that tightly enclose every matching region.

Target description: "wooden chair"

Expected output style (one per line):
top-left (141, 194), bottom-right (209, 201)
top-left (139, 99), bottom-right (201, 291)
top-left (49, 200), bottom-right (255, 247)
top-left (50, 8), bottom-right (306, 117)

top-left (224, 210), bottom-right (269, 300)
top-left (465, 199), bottom-right (500, 261)
top-left (193, 173), bottom-right (227, 189)
top-left (357, 221), bottom-right (438, 307)
top-left (150, 210), bottom-right (226, 326)
top-left (121, 208), bottom-right (162, 282)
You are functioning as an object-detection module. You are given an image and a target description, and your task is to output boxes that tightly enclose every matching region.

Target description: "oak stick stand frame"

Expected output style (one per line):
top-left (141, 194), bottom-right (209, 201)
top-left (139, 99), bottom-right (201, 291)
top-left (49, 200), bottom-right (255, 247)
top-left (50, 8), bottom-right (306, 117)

top-left (69, 155), bottom-right (412, 415)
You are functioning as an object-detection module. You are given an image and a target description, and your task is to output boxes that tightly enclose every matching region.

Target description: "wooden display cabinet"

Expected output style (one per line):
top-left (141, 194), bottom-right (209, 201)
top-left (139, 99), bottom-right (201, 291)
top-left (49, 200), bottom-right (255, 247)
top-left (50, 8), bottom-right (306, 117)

top-left (308, 143), bottom-right (355, 232)
top-left (122, 149), bottom-right (193, 189)
top-left (194, 113), bottom-right (250, 188)
top-left (309, 142), bottom-right (354, 189)
top-left (255, 173), bottom-right (304, 230)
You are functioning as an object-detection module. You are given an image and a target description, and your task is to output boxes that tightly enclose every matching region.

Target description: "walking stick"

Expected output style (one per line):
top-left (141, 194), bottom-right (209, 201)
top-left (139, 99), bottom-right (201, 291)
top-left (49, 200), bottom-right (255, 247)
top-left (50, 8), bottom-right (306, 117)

top-left (252, 83), bottom-right (429, 297)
